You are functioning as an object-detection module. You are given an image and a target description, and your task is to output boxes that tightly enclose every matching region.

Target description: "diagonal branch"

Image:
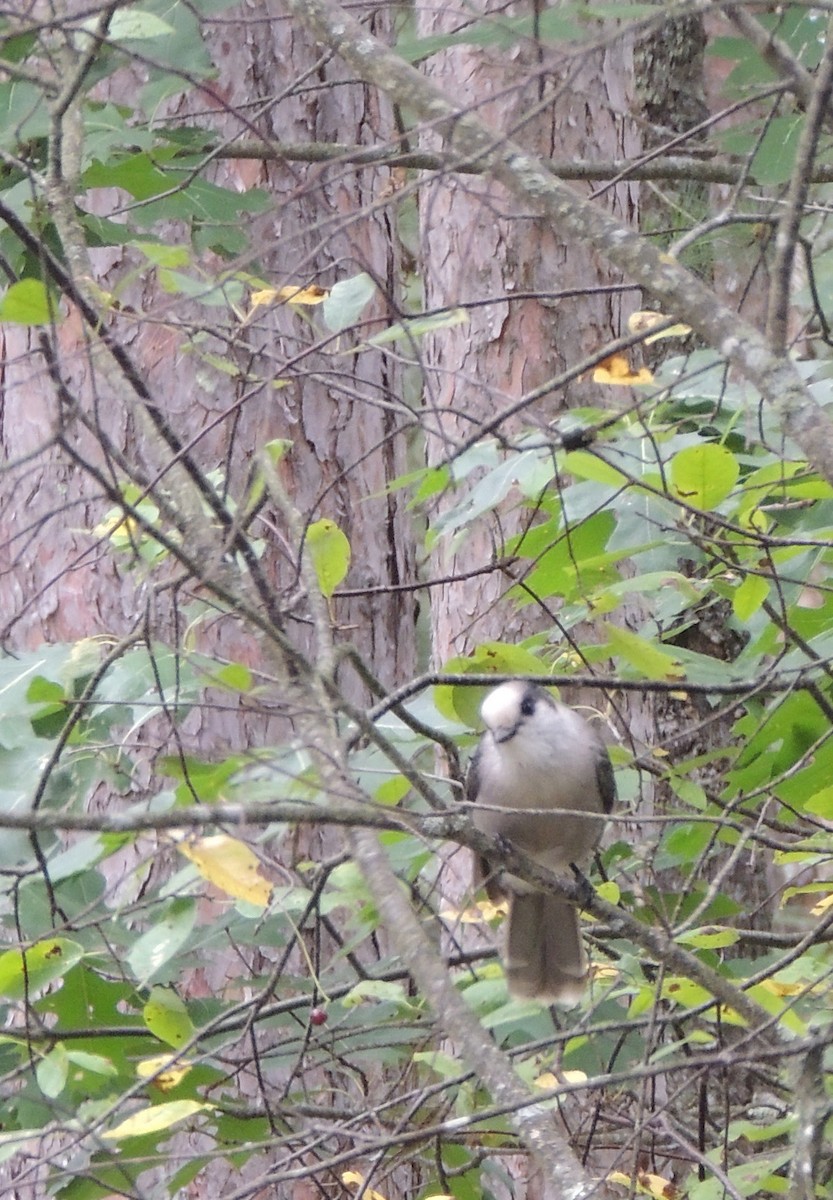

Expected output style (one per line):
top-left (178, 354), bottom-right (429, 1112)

top-left (285, 0), bottom-right (833, 487)
top-left (766, 14), bottom-right (833, 352)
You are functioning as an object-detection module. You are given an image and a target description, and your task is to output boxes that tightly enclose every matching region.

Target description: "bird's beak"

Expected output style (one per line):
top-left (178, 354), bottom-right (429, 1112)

top-left (492, 723), bottom-right (519, 744)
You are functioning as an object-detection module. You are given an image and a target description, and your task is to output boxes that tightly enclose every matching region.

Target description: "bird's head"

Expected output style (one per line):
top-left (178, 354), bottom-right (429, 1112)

top-left (480, 681), bottom-right (555, 745)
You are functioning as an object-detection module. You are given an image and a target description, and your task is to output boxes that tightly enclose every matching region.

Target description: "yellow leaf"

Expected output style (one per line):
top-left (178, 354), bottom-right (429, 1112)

top-left (627, 309), bottom-right (692, 344)
top-left (609, 1170), bottom-right (680, 1198)
top-left (535, 1069), bottom-right (587, 1088)
top-left (136, 1055), bottom-right (191, 1092)
top-left (758, 978), bottom-right (806, 997)
top-left (277, 284), bottom-right (328, 304)
top-left (250, 284), bottom-right (328, 311)
top-left (591, 963), bottom-right (620, 983)
top-left (179, 835), bottom-right (272, 907)
top-left (441, 899), bottom-right (508, 924)
top-left (341, 1171), bottom-right (388, 1200)
top-left (102, 1099), bottom-right (209, 1141)
top-left (93, 514), bottom-right (140, 540)
top-left (592, 353), bottom-right (653, 386)
top-left (811, 893), bottom-right (833, 916)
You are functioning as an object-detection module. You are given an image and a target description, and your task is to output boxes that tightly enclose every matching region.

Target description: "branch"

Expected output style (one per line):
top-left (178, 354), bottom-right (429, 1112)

top-left (216, 137), bottom-right (833, 185)
top-left (285, 0), bottom-right (833, 486)
top-left (721, 3), bottom-right (819, 117)
top-left (346, 826), bottom-right (614, 1198)
top-left (766, 15), bottom-right (833, 351)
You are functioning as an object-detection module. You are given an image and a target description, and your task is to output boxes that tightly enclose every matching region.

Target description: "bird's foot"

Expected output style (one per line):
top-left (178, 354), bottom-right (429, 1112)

top-left (570, 863), bottom-right (594, 909)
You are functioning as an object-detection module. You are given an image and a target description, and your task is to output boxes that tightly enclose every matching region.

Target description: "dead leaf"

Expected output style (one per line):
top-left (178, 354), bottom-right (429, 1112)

top-left (592, 353), bottom-right (653, 386)
top-left (628, 309), bottom-right (692, 344)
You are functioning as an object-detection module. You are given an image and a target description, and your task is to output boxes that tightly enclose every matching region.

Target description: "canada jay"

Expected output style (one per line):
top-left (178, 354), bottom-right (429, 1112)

top-left (467, 681), bottom-right (615, 1005)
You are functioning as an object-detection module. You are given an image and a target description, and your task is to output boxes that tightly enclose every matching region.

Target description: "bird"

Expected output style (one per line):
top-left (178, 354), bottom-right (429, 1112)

top-left (466, 680), bottom-right (615, 1005)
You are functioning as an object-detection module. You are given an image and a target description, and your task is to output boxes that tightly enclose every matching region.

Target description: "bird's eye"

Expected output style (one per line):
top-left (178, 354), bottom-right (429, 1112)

top-left (520, 695), bottom-right (535, 717)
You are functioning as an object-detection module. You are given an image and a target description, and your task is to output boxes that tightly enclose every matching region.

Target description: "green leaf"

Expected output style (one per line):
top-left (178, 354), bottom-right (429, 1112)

top-left (562, 449), bottom-right (630, 485)
top-left (732, 574), bottom-right (769, 620)
top-left (657, 821), bottom-right (714, 867)
top-left (435, 642), bottom-right (548, 726)
top-left (752, 115), bottom-right (803, 186)
top-left (127, 899), bottom-right (197, 986)
top-left (305, 519), bottom-right (351, 597)
top-left (0, 279), bottom-right (54, 325)
top-left (108, 9), bottom-right (175, 39)
top-left (66, 1049), bottom-right (118, 1077)
top-left (359, 306), bottom-right (468, 350)
top-left (342, 980), bottom-right (414, 1009)
top-left (602, 623), bottom-right (686, 681)
top-left (676, 927), bottom-right (740, 950)
top-left (322, 272), bottom-right (377, 333)
top-left (374, 775), bottom-right (411, 805)
top-left (210, 663), bottom-right (253, 692)
top-left (143, 986), bottom-right (196, 1048)
top-left (805, 786), bottom-right (833, 818)
top-left (136, 241), bottom-right (192, 268)
top-left (264, 438), bottom-right (293, 464)
top-left (670, 443), bottom-right (739, 510)
top-left (0, 938), bottom-right (84, 999)
top-left (36, 1043), bottom-right (69, 1098)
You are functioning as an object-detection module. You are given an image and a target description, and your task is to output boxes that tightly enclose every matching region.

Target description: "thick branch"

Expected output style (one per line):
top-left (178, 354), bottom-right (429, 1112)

top-left (285, 0), bottom-right (833, 486)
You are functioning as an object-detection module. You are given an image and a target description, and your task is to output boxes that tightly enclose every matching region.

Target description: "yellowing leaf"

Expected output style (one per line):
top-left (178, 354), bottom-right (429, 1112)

top-left (249, 284), bottom-right (328, 312)
top-left (758, 978), bottom-right (806, 997)
top-left (136, 1055), bottom-right (192, 1092)
top-left (143, 986), bottom-right (195, 1049)
top-left (627, 309), bottom-right (692, 344)
top-left (592, 353), bottom-right (653, 386)
top-left (0, 938), bottom-right (84, 1000)
top-left (179, 835), bottom-right (272, 907)
top-left (342, 1171), bottom-right (388, 1200)
top-left (102, 1099), bottom-right (209, 1142)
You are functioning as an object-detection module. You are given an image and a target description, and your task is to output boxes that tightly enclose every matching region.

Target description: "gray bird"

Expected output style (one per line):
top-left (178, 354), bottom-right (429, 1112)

top-left (467, 680), bottom-right (615, 1005)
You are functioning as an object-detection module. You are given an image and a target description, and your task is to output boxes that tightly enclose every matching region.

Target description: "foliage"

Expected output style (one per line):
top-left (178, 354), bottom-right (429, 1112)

top-left (3, 2), bottom-right (833, 1199)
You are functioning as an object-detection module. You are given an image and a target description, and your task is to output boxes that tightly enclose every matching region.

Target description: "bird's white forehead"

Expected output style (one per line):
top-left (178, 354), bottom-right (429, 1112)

top-left (480, 681), bottom-right (529, 729)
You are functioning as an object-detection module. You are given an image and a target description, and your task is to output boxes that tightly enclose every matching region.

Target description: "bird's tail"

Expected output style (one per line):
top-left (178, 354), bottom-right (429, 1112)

top-left (505, 891), bottom-right (588, 1006)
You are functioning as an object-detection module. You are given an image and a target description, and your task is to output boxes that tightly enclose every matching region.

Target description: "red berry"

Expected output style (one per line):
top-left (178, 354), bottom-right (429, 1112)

top-left (309, 1007), bottom-right (328, 1026)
